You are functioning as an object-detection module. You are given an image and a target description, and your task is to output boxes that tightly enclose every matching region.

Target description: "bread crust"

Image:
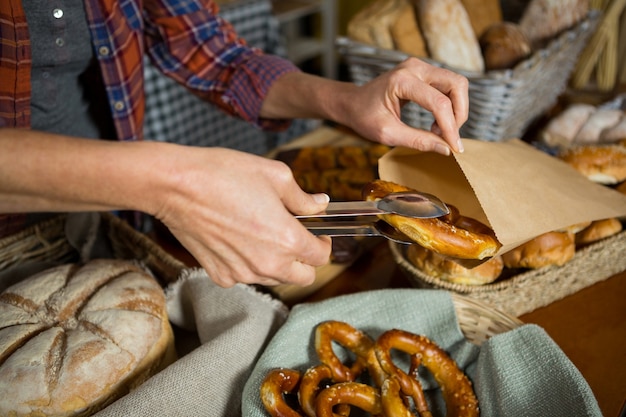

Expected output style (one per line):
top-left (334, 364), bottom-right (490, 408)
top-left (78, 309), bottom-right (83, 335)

top-left (575, 218), bottom-right (622, 247)
top-left (502, 231), bottom-right (575, 269)
top-left (0, 259), bottom-right (176, 417)
top-left (479, 22), bottom-right (532, 71)
top-left (407, 244), bottom-right (503, 285)
top-left (414, 0), bottom-right (485, 72)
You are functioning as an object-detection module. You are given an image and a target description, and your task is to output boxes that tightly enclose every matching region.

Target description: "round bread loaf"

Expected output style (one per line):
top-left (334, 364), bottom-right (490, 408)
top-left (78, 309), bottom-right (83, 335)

top-left (407, 244), bottom-right (503, 285)
top-left (502, 231), bottom-right (575, 269)
top-left (479, 22), bottom-right (532, 70)
top-left (0, 259), bottom-right (176, 417)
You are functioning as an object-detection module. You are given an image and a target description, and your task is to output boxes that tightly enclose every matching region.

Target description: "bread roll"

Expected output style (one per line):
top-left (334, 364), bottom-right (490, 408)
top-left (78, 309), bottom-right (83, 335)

top-left (459, 0), bottom-right (503, 37)
top-left (559, 144), bottom-right (626, 184)
top-left (0, 259), bottom-right (176, 417)
top-left (479, 22), bottom-right (532, 70)
top-left (575, 218), bottom-right (622, 247)
top-left (519, 0), bottom-right (590, 46)
top-left (539, 103), bottom-right (596, 148)
top-left (574, 109), bottom-right (624, 144)
top-left (502, 231), bottom-right (576, 269)
top-left (414, 0), bottom-right (485, 72)
top-left (407, 244), bottom-right (503, 285)
top-left (599, 113), bottom-right (626, 143)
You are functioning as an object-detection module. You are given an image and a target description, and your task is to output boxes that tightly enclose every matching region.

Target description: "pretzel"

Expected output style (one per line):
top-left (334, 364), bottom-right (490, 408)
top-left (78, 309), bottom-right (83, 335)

top-left (374, 329), bottom-right (479, 417)
top-left (298, 365), bottom-right (348, 417)
top-left (260, 368), bottom-right (302, 417)
top-left (314, 382), bottom-right (383, 417)
top-left (314, 320), bottom-right (380, 383)
top-left (381, 375), bottom-right (432, 417)
top-left (362, 180), bottom-right (501, 260)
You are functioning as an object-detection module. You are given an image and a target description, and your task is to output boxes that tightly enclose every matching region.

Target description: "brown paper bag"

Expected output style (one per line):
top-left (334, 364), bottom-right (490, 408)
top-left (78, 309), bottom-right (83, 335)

top-left (379, 138), bottom-right (626, 255)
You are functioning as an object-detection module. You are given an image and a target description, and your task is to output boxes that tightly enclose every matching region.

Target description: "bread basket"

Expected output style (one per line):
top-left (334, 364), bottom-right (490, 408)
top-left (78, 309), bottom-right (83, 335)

top-left (0, 213), bottom-right (185, 285)
top-left (390, 228), bottom-right (626, 317)
top-left (336, 10), bottom-right (600, 142)
top-left (449, 292), bottom-right (523, 345)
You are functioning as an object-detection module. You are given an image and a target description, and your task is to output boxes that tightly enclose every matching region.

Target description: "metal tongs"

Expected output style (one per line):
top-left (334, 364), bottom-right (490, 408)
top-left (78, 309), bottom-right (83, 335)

top-left (297, 191), bottom-right (449, 244)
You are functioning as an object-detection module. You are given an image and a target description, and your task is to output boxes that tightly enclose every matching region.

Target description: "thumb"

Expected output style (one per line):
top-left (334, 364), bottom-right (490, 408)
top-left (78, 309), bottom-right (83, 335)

top-left (285, 191), bottom-right (330, 217)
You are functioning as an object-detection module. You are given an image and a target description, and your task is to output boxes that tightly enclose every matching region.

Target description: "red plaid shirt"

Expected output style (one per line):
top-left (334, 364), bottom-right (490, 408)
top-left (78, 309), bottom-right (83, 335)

top-left (0, 0), bottom-right (299, 237)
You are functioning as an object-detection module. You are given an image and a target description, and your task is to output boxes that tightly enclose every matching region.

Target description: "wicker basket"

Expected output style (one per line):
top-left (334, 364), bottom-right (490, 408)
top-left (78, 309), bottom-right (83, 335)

top-left (450, 292), bottom-right (523, 345)
top-left (336, 10), bottom-right (600, 142)
top-left (0, 213), bottom-right (186, 285)
top-left (390, 229), bottom-right (626, 317)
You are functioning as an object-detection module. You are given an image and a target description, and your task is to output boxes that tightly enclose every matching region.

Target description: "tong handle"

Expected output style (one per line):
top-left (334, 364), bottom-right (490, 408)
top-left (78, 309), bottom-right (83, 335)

top-left (295, 201), bottom-right (382, 219)
top-left (300, 220), bottom-right (382, 237)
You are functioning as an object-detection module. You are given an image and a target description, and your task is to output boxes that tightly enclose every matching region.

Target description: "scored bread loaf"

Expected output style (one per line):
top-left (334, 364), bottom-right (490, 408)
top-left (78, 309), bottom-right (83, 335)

top-left (0, 259), bottom-right (176, 417)
top-left (414, 0), bottom-right (485, 72)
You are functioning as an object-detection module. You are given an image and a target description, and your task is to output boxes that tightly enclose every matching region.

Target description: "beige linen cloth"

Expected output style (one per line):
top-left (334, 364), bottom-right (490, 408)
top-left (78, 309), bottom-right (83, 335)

top-left (94, 268), bottom-right (289, 417)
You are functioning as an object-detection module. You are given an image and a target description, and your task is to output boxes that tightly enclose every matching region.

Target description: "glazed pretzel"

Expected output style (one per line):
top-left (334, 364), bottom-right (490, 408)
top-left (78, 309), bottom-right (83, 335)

top-left (298, 365), bottom-right (349, 417)
top-left (374, 329), bottom-right (479, 417)
top-left (314, 382), bottom-right (383, 417)
top-left (260, 322), bottom-right (479, 417)
top-left (260, 368), bottom-right (302, 417)
top-left (362, 180), bottom-right (501, 260)
top-left (314, 320), bottom-right (383, 384)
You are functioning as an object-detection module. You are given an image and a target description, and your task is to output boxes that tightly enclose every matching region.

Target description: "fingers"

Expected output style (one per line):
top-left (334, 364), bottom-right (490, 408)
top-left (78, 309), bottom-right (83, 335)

top-left (378, 57), bottom-right (469, 154)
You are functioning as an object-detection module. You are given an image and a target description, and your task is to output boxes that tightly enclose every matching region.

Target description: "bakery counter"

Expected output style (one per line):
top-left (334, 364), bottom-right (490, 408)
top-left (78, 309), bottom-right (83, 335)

top-left (154, 233), bottom-right (626, 417)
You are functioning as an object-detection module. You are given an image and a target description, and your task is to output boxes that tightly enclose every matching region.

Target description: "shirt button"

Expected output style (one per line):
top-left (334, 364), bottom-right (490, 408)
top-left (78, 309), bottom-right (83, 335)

top-left (98, 46), bottom-right (110, 56)
top-left (53, 8), bottom-right (64, 18)
top-left (114, 101), bottom-right (125, 111)
top-left (55, 38), bottom-right (65, 47)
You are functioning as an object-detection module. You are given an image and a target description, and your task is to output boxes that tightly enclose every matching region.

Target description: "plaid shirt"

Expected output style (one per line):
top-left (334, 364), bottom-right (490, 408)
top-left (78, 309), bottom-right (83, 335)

top-left (0, 0), bottom-right (298, 237)
top-left (0, 0), bottom-right (298, 140)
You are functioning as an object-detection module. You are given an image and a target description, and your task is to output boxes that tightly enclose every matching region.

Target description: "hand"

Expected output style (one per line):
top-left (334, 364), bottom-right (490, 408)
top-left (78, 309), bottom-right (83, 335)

top-left (341, 57), bottom-right (469, 155)
top-left (153, 147), bottom-right (332, 288)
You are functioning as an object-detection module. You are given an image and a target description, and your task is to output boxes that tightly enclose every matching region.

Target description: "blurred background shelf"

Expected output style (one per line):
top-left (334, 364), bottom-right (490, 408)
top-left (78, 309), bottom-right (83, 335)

top-left (272, 0), bottom-right (338, 79)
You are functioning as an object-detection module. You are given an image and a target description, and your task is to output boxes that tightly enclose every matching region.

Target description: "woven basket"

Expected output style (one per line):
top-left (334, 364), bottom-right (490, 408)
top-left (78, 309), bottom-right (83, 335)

top-left (450, 293), bottom-right (523, 345)
top-left (336, 10), bottom-right (600, 142)
top-left (0, 213), bottom-right (186, 285)
top-left (390, 229), bottom-right (626, 317)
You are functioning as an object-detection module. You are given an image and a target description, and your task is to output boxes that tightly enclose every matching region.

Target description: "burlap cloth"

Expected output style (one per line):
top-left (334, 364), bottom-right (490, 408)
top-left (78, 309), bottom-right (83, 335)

top-left (242, 289), bottom-right (602, 416)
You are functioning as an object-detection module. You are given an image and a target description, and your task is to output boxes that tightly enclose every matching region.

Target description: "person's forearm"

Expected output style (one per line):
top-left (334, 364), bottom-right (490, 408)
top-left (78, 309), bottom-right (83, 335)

top-left (259, 72), bottom-right (356, 122)
top-left (0, 129), bottom-right (173, 215)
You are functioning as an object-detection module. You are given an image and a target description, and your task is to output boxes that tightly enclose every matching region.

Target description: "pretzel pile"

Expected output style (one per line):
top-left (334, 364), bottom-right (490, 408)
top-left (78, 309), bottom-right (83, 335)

top-left (260, 321), bottom-right (479, 417)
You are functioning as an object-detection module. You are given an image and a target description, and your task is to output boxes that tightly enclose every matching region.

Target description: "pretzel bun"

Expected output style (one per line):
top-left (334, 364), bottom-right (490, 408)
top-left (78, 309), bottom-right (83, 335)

top-left (362, 180), bottom-right (501, 260)
top-left (407, 244), bottom-right (503, 285)
top-left (559, 144), bottom-right (626, 184)
top-left (0, 259), bottom-right (176, 417)
top-left (502, 231), bottom-right (575, 269)
top-left (575, 218), bottom-right (622, 247)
